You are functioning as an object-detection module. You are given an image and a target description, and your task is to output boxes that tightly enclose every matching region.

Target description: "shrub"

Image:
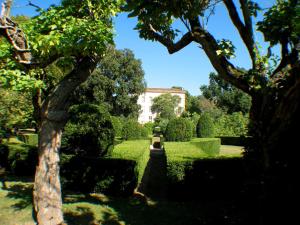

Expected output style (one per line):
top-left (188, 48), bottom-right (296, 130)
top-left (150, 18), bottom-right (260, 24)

top-left (165, 118), bottom-right (193, 141)
top-left (197, 113), bottom-right (215, 138)
top-left (121, 119), bottom-right (142, 140)
top-left (217, 136), bottom-right (252, 146)
top-left (214, 112), bottom-right (249, 136)
top-left (111, 116), bottom-right (123, 137)
top-left (62, 104), bottom-right (115, 157)
top-left (190, 138), bottom-right (221, 156)
top-left (143, 122), bottom-right (154, 135)
top-left (17, 133), bottom-right (38, 146)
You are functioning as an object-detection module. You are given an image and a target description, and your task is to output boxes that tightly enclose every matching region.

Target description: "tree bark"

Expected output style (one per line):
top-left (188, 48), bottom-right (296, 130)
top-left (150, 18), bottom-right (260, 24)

top-left (33, 56), bottom-right (97, 225)
top-left (33, 118), bottom-right (64, 225)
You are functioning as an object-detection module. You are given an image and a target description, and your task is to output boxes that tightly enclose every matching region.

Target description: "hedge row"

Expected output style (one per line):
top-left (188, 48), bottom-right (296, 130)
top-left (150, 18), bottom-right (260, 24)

top-left (190, 138), bottom-right (221, 156)
top-left (164, 140), bottom-right (246, 200)
top-left (217, 136), bottom-right (252, 146)
top-left (1, 139), bottom-right (150, 196)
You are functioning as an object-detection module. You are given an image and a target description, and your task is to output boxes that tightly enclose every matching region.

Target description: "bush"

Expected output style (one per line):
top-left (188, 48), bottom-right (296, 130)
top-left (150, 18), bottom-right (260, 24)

top-left (122, 119), bottom-right (147, 140)
top-left (214, 112), bottom-right (249, 136)
top-left (111, 116), bottom-right (123, 137)
top-left (165, 118), bottom-right (193, 141)
top-left (17, 133), bottom-right (38, 146)
top-left (197, 113), bottom-right (215, 138)
top-left (62, 104), bottom-right (115, 157)
top-left (143, 122), bottom-right (154, 135)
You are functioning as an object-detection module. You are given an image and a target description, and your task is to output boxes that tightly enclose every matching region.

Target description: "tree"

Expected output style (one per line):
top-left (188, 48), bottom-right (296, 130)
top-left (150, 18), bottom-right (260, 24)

top-left (0, 0), bottom-right (121, 224)
top-left (124, 0), bottom-right (300, 223)
top-left (200, 72), bottom-right (251, 114)
top-left (73, 47), bottom-right (146, 117)
top-left (151, 93), bottom-right (181, 119)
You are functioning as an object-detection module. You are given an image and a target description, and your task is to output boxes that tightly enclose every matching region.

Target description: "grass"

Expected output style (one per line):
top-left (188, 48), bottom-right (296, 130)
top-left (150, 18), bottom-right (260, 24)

top-left (0, 179), bottom-right (254, 225)
top-left (165, 138), bottom-right (243, 162)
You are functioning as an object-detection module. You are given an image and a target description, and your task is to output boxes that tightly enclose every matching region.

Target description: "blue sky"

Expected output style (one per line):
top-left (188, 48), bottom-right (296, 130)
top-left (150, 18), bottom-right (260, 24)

top-left (10, 0), bottom-right (276, 95)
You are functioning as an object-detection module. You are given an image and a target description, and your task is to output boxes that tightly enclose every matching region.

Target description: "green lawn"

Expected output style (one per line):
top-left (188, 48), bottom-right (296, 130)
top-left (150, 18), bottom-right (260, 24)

top-left (0, 179), bottom-right (252, 225)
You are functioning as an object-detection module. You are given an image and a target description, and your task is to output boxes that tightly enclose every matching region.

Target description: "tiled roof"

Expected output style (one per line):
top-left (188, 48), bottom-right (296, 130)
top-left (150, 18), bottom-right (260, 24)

top-left (145, 88), bottom-right (186, 94)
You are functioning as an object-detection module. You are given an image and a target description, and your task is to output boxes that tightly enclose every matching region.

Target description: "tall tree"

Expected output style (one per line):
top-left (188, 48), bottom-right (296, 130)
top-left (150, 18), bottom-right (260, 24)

top-left (73, 47), bottom-right (146, 117)
top-left (124, 0), bottom-right (300, 223)
top-left (200, 72), bottom-right (251, 114)
top-left (151, 93), bottom-right (181, 119)
top-left (0, 0), bottom-right (121, 224)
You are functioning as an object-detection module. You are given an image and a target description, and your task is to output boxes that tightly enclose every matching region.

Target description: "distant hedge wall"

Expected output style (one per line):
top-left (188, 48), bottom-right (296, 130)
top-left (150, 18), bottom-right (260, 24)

top-left (217, 136), bottom-right (252, 146)
top-left (190, 138), bottom-right (221, 156)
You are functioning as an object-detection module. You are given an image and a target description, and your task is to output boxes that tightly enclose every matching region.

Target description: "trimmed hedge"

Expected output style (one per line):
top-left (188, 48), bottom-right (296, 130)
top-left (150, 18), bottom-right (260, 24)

top-left (197, 113), bottom-right (215, 138)
top-left (217, 136), bottom-right (252, 146)
top-left (164, 140), bottom-right (245, 200)
top-left (190, 138), bottom-right (221, 156)
top-left (17, 133), bottom-right (38, 146)
top-left (165, 118), bottom-right (193, 141)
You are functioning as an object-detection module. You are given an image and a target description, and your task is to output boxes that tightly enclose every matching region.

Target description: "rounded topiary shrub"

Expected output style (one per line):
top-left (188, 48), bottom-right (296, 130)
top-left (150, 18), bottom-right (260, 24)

top-left (165, 118), bottom-right (193, 141)
top-left (121, 119), bottom-right (141, 140)
top-left (62, 104), bottom-right (115, 157)
top-left (197, 113), bottom-right (215, 138)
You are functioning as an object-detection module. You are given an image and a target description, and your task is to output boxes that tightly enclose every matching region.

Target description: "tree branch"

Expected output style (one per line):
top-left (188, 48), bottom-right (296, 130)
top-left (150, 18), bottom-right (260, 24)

top-left (41, 56), bottom-right (98, 122)
top-left (148, 24), bottom-right (194, 54)
top-left (194, 28), bottom-right (252, 95)
top-left (223, 0), bottom-right (257, 67)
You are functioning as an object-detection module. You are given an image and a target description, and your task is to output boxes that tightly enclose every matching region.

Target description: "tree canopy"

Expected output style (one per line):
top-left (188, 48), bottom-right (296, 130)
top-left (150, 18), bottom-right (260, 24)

top-left (151, 93), bottom-right (181, 119)
top-left (73, 47), bottom-right (146, 117)
top-left (200, 72), bottom-right (251, 114)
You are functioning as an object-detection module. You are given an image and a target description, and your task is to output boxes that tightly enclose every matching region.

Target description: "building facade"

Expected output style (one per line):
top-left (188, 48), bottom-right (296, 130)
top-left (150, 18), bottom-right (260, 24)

top-left (137, 88), bottom-right (186, 124)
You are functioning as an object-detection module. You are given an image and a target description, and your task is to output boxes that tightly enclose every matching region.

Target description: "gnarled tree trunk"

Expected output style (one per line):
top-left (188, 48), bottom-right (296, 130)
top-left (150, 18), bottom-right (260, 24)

top-left (33, 56), bottom-right (97, 225)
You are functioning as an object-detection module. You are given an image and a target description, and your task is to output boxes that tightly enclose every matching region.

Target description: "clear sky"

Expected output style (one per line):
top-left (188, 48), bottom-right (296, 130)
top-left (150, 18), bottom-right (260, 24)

top-left (10, 0), bottom-right (276, 95)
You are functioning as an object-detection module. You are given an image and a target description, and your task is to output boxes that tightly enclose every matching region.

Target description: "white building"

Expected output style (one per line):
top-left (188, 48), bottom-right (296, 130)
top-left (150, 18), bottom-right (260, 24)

top-left (137, 87), bottom-right (186, 124)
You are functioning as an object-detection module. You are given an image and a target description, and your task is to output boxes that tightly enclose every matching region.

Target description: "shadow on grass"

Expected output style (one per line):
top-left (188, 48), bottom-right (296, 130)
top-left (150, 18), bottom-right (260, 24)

top-left (4, 181), bottom-right (33, 210)
top-left (64, 206), bottom-right (96, 225)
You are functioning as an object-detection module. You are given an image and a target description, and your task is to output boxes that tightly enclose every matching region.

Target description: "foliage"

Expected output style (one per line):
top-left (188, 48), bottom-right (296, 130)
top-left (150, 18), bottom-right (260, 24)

top-left (0, 89), bottom-right (34, 131)
top-left (165, 118), bottom-right (193, 141)
top-left (73, 48), bottom-right (146, 117)
top-left (62, 104), bottom-right (115, 157)
top-left (151, 93), bottom-right (181, 119)
top-left (257, 0), bottom-right (299, 47)
top-left (200, 72), bottom-right (251, 114)
top-left (111, 116), bottom-right (123, 137)
top-left (121, 119), bottom-right (144, 140)
top-left (197, 113), bottom-right (215, 138)
top-left (214, 112), bottom-right (249, 137)
top-left (153, 118), bottom-right (169, 136)
top-left (190, 138), bottom-right (221, 156)
top-left (111, 140), bottom-right (150, 183)
top-left (17, 134), bottom-right (38, 146)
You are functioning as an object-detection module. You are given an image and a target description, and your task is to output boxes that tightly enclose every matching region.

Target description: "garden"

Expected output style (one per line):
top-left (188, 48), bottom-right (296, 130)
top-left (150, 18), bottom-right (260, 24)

top-left (0, 0), bottom-right (298, 225)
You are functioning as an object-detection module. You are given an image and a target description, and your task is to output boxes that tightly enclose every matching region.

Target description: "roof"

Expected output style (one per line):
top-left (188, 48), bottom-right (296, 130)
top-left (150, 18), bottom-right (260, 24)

top-left (145, 88), bottom-right (186, 94)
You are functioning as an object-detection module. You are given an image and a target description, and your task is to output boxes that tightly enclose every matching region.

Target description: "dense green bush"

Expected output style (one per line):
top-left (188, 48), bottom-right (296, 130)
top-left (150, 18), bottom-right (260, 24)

top-left (197, 113), bottom-right (215, 138)
top-left (62, 104), bottom-right (115, 157)
top-left (190, 138), bottom-right (221, 156)
top-left (165, 118), bottom-right (193, 141)
top-left (153, 118), bottom-right (169, 135)
top-left (121, 119), bottom-right (148, 140)
top-left (214, 112), bottom-right (249, 136)
top-left (143, 122), bottom-right (154, 135)
top-left (111, 116), bottom-right (123, 137)
top-left (60, 155), bottom-right (137, 196)
top-left (17, 133), bottom-right (38, 146)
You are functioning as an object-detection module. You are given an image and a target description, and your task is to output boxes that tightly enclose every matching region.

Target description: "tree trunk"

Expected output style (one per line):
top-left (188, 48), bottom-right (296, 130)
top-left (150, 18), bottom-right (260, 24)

top-left (32, 56), bottom-right (97, 225)
top-left (33, 118), bottom-right (64, 225)
top-left (247, 76), bottom-right (300, 224)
